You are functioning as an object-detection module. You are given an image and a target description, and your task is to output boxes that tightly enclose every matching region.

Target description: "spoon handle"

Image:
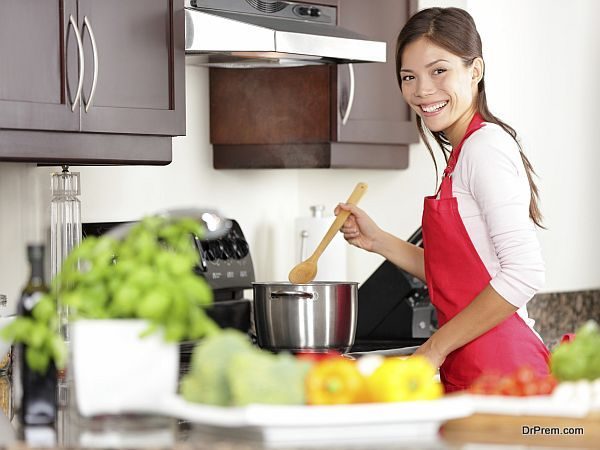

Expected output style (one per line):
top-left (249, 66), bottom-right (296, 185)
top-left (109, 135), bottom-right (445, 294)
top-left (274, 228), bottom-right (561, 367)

top-left (311, 182), bottom-right (368, 260)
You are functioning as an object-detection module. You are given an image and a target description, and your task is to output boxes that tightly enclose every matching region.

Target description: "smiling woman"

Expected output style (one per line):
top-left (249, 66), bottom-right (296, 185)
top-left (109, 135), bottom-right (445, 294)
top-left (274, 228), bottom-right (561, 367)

top-left (335, 7), bottom-right (550, 394)
top-left (395, 8), bottom-right (541, 226)
top-left (399, 43), bottom-right (483, 148)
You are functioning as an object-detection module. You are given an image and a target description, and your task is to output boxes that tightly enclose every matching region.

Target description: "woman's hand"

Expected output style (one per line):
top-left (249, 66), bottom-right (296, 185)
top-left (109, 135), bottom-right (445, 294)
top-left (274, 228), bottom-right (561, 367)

top-left (412, 338), bottom-right (447, 369)
top-left (334, 203), bottom-right (383, 253)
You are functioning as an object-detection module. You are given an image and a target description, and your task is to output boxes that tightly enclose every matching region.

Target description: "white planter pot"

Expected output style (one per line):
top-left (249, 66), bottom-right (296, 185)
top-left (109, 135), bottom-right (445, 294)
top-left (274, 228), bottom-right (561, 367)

top-left (71, 319), bottom-right (178, 417)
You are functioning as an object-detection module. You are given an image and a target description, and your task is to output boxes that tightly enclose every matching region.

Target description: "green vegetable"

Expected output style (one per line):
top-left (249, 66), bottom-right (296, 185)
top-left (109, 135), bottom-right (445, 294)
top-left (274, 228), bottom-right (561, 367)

top-left (181, 329), bottom-right (311, 406)
top-left (181, 329), bottom-right (253, 405)
top-left (228, 351), bottom-right (310, 406)
top-left (0, 300), bottom-right (67, 374)
top-left (550, 320), bottom-right (600, 381)
top-left (54, 216), bottom-right (217, 341)
top-left (1, 215), bottom-right (218, 374)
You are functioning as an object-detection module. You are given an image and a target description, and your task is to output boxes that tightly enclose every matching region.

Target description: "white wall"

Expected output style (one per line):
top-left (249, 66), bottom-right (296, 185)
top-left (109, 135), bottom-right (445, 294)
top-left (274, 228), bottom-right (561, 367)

top-left (466, 0), bottom-right (600, 291)
top-left (0, 163), bottom-right (50, 313)
top-left (1, 0), bottom-right (598, 312)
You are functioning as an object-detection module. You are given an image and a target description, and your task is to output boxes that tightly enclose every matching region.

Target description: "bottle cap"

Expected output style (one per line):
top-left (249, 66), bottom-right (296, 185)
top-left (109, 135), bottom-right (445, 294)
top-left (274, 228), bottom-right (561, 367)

top-left (27, 244), bottom-right (45, 262)
top-left (51, 171), bottom-right (80, 196)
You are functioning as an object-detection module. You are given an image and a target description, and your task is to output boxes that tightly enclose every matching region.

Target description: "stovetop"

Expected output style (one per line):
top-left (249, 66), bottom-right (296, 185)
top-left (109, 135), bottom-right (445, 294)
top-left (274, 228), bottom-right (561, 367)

top-left (178, 336), bottom-right (426, 374)
top-left (349, 338), bottom-right (426, 353)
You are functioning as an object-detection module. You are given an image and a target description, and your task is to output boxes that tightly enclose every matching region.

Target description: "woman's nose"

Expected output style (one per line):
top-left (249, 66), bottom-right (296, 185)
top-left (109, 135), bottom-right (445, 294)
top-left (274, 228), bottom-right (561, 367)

top-left (415, 78), bottom-right (436, 97)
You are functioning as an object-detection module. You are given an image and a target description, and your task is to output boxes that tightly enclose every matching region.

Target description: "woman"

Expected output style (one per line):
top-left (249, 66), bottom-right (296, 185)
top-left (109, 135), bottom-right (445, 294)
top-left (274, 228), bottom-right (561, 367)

top-left (336, 7), bottom-right (549, 393)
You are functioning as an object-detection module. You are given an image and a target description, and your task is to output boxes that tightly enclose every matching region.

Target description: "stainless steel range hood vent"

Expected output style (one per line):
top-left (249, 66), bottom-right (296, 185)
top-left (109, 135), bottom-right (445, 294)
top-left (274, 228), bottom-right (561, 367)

top-left (185, 0), bottom-right (386, 68)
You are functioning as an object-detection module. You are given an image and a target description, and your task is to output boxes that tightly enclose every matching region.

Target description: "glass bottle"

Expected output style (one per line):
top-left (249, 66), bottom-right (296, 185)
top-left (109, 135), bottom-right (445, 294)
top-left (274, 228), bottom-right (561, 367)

top-left (18, 244), bottom-right (57, 426)
top-left (50, 166), bottom-right (81, 342)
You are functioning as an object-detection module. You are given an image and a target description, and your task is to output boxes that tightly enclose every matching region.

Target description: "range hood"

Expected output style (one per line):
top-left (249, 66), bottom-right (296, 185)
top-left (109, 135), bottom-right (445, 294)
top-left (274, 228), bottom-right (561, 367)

top-left (184, 0), bottom-right (387, 68)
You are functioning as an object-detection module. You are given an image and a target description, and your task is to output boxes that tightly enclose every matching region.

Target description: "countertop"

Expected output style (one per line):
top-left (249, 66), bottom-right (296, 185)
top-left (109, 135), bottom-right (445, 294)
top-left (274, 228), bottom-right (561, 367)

top-left (1, 375), bottom-right (599, 450)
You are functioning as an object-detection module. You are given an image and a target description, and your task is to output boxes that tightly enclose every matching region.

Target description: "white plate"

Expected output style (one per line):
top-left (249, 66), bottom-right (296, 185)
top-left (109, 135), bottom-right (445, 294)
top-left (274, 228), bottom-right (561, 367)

top-left (152, 395), bottom-right (474, 446)
top-left (464, 393), bottom-right (590, 417)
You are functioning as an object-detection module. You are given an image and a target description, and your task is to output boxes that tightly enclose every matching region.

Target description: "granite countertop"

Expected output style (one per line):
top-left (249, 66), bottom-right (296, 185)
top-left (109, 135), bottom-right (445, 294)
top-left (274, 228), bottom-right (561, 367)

top-left (0, 375), bottom-right (453, 450)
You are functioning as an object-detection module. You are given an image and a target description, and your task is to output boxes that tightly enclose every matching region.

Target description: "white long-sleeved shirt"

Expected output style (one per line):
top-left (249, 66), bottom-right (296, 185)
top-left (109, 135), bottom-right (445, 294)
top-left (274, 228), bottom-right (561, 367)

top-left (451, 122), bottom-right (545, 330)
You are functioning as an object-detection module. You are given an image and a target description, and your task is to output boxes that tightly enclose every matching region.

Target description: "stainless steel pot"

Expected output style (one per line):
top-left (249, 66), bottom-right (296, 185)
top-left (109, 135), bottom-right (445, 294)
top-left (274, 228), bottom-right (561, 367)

top-left (252, 281), bottom-right (358, 353)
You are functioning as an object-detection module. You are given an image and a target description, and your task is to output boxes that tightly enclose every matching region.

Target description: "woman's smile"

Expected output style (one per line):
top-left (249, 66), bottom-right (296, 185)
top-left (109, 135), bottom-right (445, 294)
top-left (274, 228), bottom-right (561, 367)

top-left (419, 100), bottom-right (449, 116)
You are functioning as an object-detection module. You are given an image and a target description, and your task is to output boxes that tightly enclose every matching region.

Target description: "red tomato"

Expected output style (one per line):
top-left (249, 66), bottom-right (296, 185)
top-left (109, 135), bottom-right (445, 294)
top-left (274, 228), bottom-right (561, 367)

top-left (469, 366), bottom-right (558, 397)
top-left (536, 375), bottom-right (558, 395)
top-left (519, 380), bottom-right (539, 396)
top-left (295, 350), bottom-right (341, 363)
top-left (468, 373), bottom-right (504, 395)
top-left (498, 377), bottom-right (523, 396)
top-left (514, 366), bottom-right (536, 385)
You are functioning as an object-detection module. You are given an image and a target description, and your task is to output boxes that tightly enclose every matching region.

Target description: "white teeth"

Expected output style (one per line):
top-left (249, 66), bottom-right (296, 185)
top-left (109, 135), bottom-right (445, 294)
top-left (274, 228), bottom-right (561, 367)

top-left (421, 101), bottom-right (448, 113)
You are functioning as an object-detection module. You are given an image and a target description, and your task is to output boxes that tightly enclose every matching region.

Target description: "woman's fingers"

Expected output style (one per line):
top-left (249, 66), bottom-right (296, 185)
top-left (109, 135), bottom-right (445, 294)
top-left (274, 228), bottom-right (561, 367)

top-left (337, 202), bottom-right (363, 216)
top-left (340, 220), bottom-right (360, 238)
top-left (337, 203), bottom-right (361, 231)
top-left (335, 202), bottom-right (374, 250)
top-left (340, 215), bottom-right (356, 229)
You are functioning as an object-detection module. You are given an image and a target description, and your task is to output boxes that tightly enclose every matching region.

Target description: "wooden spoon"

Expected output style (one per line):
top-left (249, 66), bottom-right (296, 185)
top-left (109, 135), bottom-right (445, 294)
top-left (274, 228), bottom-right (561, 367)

top-left (288, 182), bottom-right (368, 284)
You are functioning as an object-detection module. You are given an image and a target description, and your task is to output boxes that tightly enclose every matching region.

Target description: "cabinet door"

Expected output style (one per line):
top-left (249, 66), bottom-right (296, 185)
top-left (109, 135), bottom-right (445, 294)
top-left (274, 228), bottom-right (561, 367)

top-left (0, 0), bottom-right (79, 131)
top-left (335, 0), bottom-right (417, 145)
top-left (77, 0), bottom-right (185, 135)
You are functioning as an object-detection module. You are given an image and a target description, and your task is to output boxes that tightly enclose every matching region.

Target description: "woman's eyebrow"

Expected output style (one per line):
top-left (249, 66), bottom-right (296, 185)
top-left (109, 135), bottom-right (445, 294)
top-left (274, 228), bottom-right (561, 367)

top-left (400, 59), bottom-right (450, 72)
top-left (426, 59), bottom-right (449, 67)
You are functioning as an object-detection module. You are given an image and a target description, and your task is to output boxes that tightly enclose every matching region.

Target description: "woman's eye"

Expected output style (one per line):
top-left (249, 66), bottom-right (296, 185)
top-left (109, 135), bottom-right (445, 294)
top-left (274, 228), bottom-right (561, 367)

top-left (433, 68), bottom-right (447, 75)
top-left (401, 74), bottom-right (414, 82)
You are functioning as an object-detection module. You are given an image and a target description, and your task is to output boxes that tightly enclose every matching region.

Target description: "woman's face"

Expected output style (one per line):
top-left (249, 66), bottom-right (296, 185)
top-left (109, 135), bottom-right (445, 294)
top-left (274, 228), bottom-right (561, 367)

top-left (399, 37), bottom-right (483, 139)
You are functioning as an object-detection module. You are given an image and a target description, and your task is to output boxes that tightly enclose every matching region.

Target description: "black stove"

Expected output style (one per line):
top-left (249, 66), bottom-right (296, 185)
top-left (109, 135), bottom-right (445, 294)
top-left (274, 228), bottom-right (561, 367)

top-left (83, 219), bottom-right (255, 332)
top-left (352, 227), bottom-right (437, 353)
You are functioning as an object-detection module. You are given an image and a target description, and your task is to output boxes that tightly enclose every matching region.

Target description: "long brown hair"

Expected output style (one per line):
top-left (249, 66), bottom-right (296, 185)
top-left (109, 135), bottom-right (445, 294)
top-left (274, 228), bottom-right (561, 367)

top-left (396, 7), bottom-right (543, 227)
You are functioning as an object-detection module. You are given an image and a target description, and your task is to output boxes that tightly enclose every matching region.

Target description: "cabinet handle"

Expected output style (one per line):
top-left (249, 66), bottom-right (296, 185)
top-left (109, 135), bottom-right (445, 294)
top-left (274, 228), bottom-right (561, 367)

top-left (82, 16), bottom-right (99, 113)
top-left (341, 63), bottom-right (355, 126)
top-left (69, 15), bottom-right (85, 112)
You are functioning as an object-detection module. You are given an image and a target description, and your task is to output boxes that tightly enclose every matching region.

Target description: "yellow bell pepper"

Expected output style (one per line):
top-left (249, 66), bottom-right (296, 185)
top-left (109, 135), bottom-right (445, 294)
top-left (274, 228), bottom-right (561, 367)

top-left (305, 357), bottom-right (366, 405)
top-left (367, 355), bottom-right (443, 402)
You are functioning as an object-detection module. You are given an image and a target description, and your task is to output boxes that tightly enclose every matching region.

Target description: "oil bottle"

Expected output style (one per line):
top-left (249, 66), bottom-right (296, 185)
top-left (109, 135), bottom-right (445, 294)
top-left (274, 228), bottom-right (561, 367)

top-left (17, 244), bottom-right (57, 427)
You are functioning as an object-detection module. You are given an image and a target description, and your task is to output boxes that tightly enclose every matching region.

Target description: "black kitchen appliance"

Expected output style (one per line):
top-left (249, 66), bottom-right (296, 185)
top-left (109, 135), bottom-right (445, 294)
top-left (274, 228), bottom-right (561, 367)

top-left (82, 219), bottom-right (255, 333)
top-left (352, 227), bottom-right (437, 351)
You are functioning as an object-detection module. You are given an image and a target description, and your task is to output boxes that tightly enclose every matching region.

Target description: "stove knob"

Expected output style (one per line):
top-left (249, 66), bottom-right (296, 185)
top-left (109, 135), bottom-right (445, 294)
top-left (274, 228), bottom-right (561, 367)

top-left (220, 239), bottom-right (235, 259)
top-left (215, 241), bottom-right (228, 260)
top-left (200, 241), bottom-right (213, 261)
top-left (233, 238), bottom-right (249, 259)
top-left (204, 241), bottom-right (221, 261)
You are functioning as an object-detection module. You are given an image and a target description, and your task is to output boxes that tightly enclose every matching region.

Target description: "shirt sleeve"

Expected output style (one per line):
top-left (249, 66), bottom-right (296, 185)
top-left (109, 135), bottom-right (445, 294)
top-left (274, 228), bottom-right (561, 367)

top-left (459, 128), bottom-right (545, 308)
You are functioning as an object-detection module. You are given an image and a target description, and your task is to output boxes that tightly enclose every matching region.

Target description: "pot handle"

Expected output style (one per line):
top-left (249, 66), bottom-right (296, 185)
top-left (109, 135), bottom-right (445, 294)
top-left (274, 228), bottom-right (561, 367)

top-left (270, 290), bottom-right (315, 300)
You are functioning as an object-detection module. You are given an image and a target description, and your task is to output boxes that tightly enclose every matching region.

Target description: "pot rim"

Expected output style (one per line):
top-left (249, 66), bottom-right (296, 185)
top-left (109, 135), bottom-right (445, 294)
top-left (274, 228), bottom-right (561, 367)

top-left (252, 281), bottom-right (358, 286)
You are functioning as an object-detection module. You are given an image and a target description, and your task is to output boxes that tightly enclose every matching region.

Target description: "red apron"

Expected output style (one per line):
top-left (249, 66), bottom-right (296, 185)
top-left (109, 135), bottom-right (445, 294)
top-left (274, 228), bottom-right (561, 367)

top-left (422, 113), bottom-right (549, 393)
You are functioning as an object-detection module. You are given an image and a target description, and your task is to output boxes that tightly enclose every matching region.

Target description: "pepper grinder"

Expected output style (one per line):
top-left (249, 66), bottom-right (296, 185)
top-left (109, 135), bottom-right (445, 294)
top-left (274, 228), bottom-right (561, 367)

top-left (50, 166), bottom-right (82, 342)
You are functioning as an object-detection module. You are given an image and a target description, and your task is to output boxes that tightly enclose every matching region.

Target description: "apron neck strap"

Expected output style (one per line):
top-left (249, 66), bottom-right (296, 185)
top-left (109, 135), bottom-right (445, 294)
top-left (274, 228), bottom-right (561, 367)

top-left (439, 112), bottom-right (485, 198)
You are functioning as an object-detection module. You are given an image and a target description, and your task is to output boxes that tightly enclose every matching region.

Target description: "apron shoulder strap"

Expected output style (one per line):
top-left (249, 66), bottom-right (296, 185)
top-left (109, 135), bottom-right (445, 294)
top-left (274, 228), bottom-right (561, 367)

top-left (438, 112), bottom-right (486, 199)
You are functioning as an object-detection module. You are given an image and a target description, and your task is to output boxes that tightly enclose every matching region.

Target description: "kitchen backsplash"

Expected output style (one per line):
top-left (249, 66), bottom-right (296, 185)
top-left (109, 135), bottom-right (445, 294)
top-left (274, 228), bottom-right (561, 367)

top-left (0, 163), bottom-right (51, 313)
top-left (528, 289), bottom-right (600, 349)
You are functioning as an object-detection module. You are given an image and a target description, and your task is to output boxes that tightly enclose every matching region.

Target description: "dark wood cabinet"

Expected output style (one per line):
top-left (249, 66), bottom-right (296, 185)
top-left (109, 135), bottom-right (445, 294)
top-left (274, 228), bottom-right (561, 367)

top-left (0, 0), bottom-right (185, 165)
top-left (77, 0), bottom-right (184, 136)
top-left (209, 0), bottom-right (418, 169)
top-left (0, 0), bottom-right (78, 132)
top-left (334, 0), bottom-right (417, 146)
